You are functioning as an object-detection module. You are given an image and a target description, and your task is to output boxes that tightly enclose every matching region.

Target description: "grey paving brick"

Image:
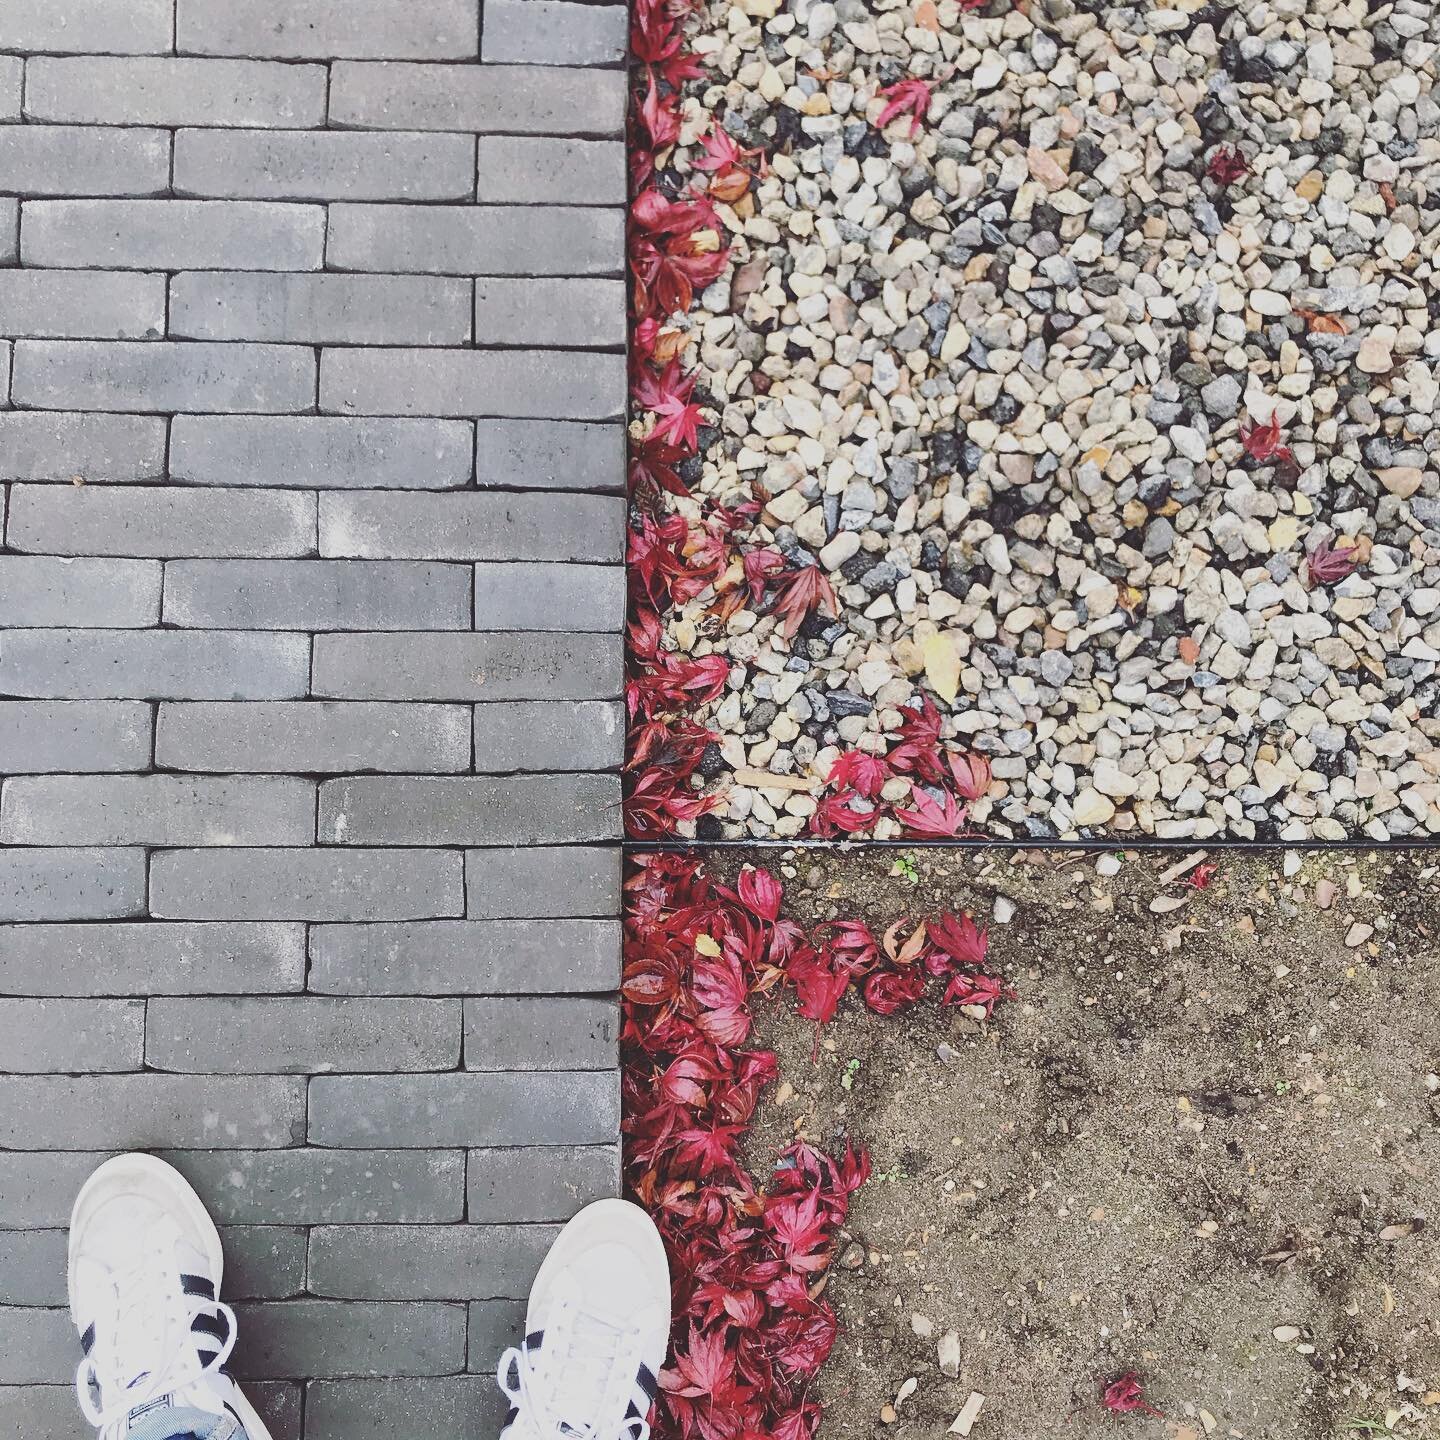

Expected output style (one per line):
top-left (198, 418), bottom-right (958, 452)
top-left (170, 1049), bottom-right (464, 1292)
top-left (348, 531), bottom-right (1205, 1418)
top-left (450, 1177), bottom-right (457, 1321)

top-left (174, 129), bottom-right (476, 203)
top-left (170, 272), bottom-right (472, 346)
top-left (163, 560), bottom-right (470, 631)
top-left (0, 848), bottom-right (145, 921)
top-left (250, 1383), bottom-right (304, 1440)
top-left (319, 774), bottom-right (621, 846)
top-left (11, 341), bottom-right (317, 415)
top-left (0, 630), bottom-right (311, 700)
top-left (0, 56), bottom-right (20, 123)
top-left (327, 204), bottom-right (621, 279)
top-left (0, 1075), bottom-right (306, 1149)
top-left (474, 418), bottom-right (622, 490)
top-left (475, 278), bottom-right (624, 350)
top-left (0, 127), bottom-right (169, 199)
top-left (1, 338), bottom-right (11, 402)
top-left (24, 57), bottom-right (328, 129)
top-left (0, 557), bottom-right (161, 626)
top-left (160, 1148), bottom-right (465, 1225)
top-left (1, 196), bottom-right (18, 263)
top-left (330, 62), bottom-right (626, 136)
top-left (0, 922), bottom-right (305, 997)
top-left (473, 700), bottom-right (623, 772)
top-left (0, 270), bottom-right (165, 340)
top-left (465, 997), bottom-right (616, 1073)
top-left (0, 1230), bottom-right (66, 1304)
top-left (309, 918), bottom-right (620, 995)
top-left (473, 563), bottom-right (625, 632)
top-left (484, 0), bottom-right (627, 66)
top-left (147, 997), bottom-right (462, 1074)
top-left (178, 0), bottom-right (478, 60)
top-left (0, 413), bottom-right (166, 483)
top-left (0, 999), bottom-right (144, 1076)
top-left (0, 1309), bottom-right (72, 1384)
top-left (309, 1223), bottom-right (557, 1300)
top-left (466, 848), bottom-right (620, 920)
top-left (467, 1146), bottom-right (620, 1223)
top-left (6, 485), bottom-right (315, 557)
top-left (0, 1153), bottom-right (107, 1227)
top-left (320, 492), bottom-right (622, 563)
top-left (0, 701), bottom-right (152, 773)
top-left (309, 1071), bottom-right (619, 1147)
top-left (311, 632), bottom-right (620, 702)
top-left (475, 136), bottom-right (625, 207)
top-left (170, 415), bottom-right (474, 490)
top-left (221, 1226), bottom-right (309, 1300)
top-left (21, 200), bottom-right (326, 272)
top-left (150, 848), bottom-right (465, 922)
top-left (231, 1301), bottom-right (467, 1380)
top-left (467, 1301), bottom-right (530, 1373)
top-left (307, 1376), bottom-right (511, 1440)
top-left (322, 347), bottom-right (624, 422)
top-left (0, 0), bottom-right (173, 53)
top-left (0, 775), bottom-right (315, 847)
top-left (156, 701), bottom-right (470, 774)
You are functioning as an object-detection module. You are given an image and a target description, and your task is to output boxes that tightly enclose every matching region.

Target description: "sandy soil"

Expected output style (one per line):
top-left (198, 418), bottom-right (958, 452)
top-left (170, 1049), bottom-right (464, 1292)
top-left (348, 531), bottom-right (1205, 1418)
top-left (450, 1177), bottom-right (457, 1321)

top-left (720, 846), bottom-right (1440, 1440)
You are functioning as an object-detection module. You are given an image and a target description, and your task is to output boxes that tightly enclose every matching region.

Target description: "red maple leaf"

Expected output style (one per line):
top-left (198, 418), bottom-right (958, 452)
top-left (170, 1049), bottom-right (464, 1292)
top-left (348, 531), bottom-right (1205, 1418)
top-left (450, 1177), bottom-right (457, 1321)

top-left (742, 547), bottom-right (787, 605)
top-left (767, 1189), bottom-right (831, 1272)
top-left (941, 970), bottom-right (1011, 1016)
top-left (771, 565), bottom-right (838, 640)
top-left (1239, 414), bottom-right (1293, 464)
top-left (735, 867), bottom-right (782, 923)
top-left (652, 392), bottom-right (706, 450)
top-left (809, 789), bottom-right (875, 836)
top-left (1101, 1371), bottom-right (1164, 1418)
top-left (826, 749), bottom-right (890, 799)
top-left (929, 911), bottom-right (988, 968)
top-left (862, 966), bottom-right (927, 1015)
top-left (788, 946), bottom-right (851, 1024)
top-left (886, 697), bottom-right (947, 782)
top-left (876, 78), bottom-right (933, 138)
top-left (1206, 145), bottom-right (1250, 185)
top-left (947, 750), bottom-right (991, 801)
top-left (893, 784), bottom-right (968, 838)
top-left (1305, 537), bottom-right (1360, 586)
top-left (1186, 861), bottom-right (1218, 890)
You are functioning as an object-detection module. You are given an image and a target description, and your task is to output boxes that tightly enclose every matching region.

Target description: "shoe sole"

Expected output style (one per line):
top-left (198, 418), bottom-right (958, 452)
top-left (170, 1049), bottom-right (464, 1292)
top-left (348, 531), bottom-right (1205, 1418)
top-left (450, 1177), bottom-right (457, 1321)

top-left (68, 1153), bottom-right (274, 1440)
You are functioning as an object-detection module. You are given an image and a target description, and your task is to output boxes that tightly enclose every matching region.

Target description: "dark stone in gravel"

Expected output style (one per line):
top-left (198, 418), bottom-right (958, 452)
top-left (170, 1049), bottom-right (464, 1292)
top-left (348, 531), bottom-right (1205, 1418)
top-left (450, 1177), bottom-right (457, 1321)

top-left (826, 692), bottom-right (874, 719)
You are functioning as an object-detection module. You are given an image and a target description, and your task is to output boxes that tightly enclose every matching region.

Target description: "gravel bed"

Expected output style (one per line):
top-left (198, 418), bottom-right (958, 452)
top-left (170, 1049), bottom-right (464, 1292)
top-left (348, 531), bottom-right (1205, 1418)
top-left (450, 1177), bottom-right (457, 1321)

top-left (662, 0), bottom-right (1440, 841)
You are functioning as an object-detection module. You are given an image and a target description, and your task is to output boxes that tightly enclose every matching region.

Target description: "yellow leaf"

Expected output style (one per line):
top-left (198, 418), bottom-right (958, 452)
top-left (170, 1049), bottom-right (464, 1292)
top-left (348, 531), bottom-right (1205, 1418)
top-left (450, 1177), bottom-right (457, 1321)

top-left (694, 935), bottom-right (722, 957)
top-left (923, 632), bottom-right (960, 705)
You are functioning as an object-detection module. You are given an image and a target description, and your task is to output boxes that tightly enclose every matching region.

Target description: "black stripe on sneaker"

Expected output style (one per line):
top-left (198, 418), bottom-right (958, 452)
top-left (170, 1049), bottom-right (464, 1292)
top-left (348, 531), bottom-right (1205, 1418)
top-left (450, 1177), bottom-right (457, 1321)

top-left (636, 1365), bottom-right (658, 1400)
top-left (192, 1313), bottom-right (229, 1342)
top-left (525, 1330), bottom-right (544, 1349)
top-left (181, 1274), bottom-right (216, 1300)
top-left (80, 1323), bottom-right (95, 1355)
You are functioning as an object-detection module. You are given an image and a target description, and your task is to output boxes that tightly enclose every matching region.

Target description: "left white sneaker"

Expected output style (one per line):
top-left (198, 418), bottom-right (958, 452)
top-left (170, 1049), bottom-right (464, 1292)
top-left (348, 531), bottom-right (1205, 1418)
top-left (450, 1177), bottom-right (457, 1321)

top-left (497, 1198), bottom-right (672, 1440)
top-left (68, 1153), bottom-right (273, 1440)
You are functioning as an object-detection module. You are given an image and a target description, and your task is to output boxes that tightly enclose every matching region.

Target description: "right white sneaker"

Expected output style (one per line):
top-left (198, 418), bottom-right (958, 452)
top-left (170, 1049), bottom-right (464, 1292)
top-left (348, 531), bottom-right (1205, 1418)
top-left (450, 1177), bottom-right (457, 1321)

top-left (68, 1153), bottom-right (272, 1440)
top-left (497, 1199), bottom-right (672, 1440)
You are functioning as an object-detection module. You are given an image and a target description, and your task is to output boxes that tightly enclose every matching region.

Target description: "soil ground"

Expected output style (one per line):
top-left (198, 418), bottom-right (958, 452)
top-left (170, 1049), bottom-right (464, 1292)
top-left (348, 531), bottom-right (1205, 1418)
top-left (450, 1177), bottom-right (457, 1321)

top-left (718, 847), bottom-right (1440, 1440)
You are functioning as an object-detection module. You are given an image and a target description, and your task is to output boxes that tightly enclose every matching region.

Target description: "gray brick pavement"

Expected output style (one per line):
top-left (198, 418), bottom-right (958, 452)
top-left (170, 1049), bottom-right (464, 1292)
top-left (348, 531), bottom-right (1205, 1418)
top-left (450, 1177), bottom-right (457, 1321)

top-left (0, 1), bottom-right (627, 1430)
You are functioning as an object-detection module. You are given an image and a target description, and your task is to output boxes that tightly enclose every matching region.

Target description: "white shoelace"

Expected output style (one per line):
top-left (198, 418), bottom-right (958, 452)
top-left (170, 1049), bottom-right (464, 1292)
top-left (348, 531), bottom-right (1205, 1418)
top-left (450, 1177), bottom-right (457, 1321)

top-left (74, 1235), bottom-right (237, 1440)
top-left (498, 1298), bottom-right (650, 1440)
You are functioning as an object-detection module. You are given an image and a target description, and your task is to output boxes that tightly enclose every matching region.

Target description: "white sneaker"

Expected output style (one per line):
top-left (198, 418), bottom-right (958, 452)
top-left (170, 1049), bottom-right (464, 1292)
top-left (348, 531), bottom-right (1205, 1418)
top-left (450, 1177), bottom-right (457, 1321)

top-left (498, 1199), bottom-right (672, 1440)
top-left (68, 1154), bottom-right (272, 1440)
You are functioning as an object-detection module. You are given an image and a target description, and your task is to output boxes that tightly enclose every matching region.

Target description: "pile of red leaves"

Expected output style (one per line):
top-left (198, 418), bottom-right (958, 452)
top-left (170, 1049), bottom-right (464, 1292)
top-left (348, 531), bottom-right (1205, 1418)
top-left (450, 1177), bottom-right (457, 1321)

top-left (624, 855), bottom-right (1013, 1440)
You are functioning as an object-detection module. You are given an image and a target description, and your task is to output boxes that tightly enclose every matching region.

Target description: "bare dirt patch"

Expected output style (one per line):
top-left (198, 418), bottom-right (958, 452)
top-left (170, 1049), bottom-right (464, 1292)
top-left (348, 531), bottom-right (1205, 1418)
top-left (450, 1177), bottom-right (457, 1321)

top-left (718, 846), bottom-right (1440, 1440)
